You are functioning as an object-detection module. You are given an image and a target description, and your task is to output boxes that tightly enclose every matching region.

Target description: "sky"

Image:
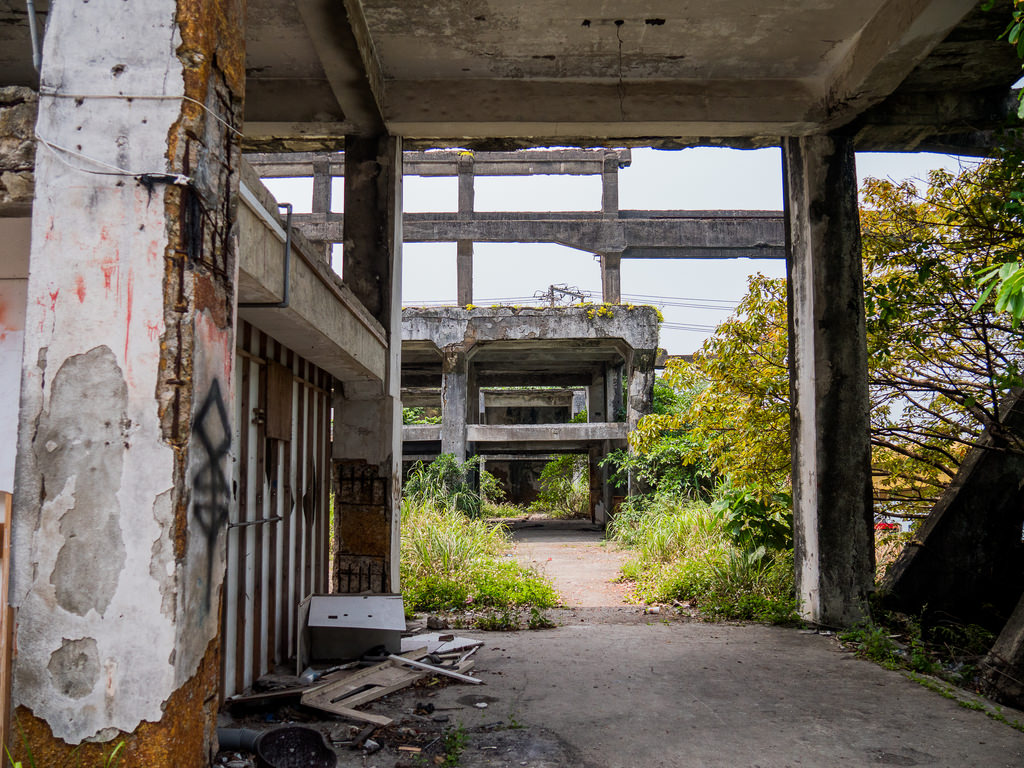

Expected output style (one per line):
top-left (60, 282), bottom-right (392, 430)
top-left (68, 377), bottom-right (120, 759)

top-left (262, 147), bottom-right (977, 355)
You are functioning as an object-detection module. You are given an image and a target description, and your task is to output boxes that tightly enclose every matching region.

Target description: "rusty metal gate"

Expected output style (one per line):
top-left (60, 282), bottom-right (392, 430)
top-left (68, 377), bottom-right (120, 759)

top-left (221, 320), bottom-right (332, 697)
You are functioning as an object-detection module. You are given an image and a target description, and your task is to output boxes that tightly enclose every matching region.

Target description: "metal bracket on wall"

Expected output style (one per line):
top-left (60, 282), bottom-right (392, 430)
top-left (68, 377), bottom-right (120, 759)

top-left (239, 181), bottom-right (293, 309)
top-left (228, 516), bottom-right (283, 529)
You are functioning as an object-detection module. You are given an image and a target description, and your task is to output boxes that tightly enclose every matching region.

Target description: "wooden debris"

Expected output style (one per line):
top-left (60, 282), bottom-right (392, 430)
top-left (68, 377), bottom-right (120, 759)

top-left (387, 654), bottom-right (483, 685)
top-left (323, 707), bottom-right (393, 727)
top-left (300, 649), bottom-right (431, 717)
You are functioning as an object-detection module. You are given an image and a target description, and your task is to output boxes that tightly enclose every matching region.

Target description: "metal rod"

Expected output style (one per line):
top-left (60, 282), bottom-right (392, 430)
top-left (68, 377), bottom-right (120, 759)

top-left (26, 0), bottom-right (42, 72)
top-left (239, 193), bottom-right (293, 309)
top-left (228, 515), bottom-right (283, 529)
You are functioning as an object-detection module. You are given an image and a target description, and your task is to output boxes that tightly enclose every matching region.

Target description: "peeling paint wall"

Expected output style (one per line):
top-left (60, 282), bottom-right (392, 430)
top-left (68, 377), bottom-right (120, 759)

top-left (11, 0), bottom-right (244, 756)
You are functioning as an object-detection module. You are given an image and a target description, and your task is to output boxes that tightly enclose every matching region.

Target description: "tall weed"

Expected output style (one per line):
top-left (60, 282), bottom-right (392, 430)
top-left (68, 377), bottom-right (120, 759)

top-left (400, 500), bottom-right (559, 611)
top-left (609, 490), bottom-right (796, 623)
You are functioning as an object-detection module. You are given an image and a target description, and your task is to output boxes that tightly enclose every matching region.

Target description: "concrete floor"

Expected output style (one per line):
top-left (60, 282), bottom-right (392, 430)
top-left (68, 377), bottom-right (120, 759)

top-left (362, 520), bottom-right (1024, 767)
top-left (508, 518), bottom-right (629, 608)
top-left (402, 620), bottom-right (1024, 768)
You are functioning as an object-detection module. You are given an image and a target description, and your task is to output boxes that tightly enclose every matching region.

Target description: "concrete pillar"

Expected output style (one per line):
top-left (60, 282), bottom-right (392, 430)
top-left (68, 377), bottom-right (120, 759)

top-left (589, 446), bottom-right (607, 526)
top-left (312, 158), bottom-right (333, 262)
top-left (333, 135), bottom-right (403, 595)
top-left (457, 153), bottom-right (474, 306)
top-left (10, 0), bottom-right (244, 762)
top-left (587, 373), bottom-right (606, 423)
top-left (606, 363), bottom-right (624, 423)
top-left (601, 152), bottom-right (619, 216)
top-left (457, 240), bottom-right (474, 307)
top-left (441, 348), bottom-right (469, 461)
top-left (783, 133), bottom-right (874, 628)
top-left (627, 352), bottom-right (656, 434)
top-left (600, 252), bottom-right (622, 304)
top-left (626, 352), bottom-right (656, 496)
top-left (571, 389), bottom-right (588, 419)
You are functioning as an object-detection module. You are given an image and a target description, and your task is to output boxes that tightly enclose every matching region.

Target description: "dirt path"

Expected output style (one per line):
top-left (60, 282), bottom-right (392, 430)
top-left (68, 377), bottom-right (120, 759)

top-left (506, 517), bottom-right (632, 609)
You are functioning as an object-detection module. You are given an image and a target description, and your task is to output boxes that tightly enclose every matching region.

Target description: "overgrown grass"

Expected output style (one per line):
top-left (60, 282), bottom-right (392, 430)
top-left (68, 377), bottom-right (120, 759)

top-left (528, 454), bottom-right (590, 519)
top-left (609, 491), bottom-right (797, 623)
top-left (401, 500), bottom-right (559, 612)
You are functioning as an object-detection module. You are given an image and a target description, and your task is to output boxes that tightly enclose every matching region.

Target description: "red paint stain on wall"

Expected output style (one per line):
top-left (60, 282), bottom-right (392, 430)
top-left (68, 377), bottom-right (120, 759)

top-left (146, 321), bottom-right (162, 341)
top-left (124, 270), bottom-right (134, 370)
top-left (101, 260), bottom-right (118, 297)
top-left (75, 276), bottom-right (86, 303)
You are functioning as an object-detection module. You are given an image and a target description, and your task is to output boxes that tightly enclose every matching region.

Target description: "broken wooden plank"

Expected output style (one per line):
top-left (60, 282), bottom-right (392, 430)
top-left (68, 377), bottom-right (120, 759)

top-left (400, 633), bottom-right (484, 655)
top-left (323, 707), bottom-right (393, 727)
top-left (387, 654), bottom-right (483, 684)
top-left (301, 653), bottom-right (427, 713)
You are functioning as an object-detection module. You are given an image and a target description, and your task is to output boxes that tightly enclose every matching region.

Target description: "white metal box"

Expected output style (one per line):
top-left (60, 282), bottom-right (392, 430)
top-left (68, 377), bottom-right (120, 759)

top-left (297, 594), bottom-right (405, 668)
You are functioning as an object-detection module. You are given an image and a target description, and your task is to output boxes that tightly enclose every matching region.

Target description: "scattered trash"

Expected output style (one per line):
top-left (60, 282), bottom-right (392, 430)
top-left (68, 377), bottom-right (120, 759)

top-left (217, 726), bottom-right (336, 768)
top-left (221, 630), bottom-right (489, 765)
top-left (400, 633), bottom-right (484, 655)
top-left (643, 606), bottom-right (661, 615)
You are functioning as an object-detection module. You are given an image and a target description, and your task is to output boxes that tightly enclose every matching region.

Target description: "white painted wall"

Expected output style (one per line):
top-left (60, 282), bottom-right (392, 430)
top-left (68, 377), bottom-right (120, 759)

top-left (11, 0), bottom-right (190, 742)
top-left (0, 218), bottom-right (30, 493)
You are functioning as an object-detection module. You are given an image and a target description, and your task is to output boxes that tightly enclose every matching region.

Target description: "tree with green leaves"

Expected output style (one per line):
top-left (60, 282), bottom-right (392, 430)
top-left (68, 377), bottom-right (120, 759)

top-left (631, 154), bottom-right (1024, 518)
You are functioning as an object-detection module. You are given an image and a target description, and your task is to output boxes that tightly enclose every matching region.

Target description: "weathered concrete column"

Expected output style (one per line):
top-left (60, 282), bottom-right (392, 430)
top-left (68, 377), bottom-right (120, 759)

top-left (440, 347), bottom-right (469, 461)
top-left (333, 135), bottom-right (403, 594)
top-left (601, 151), bottom-right (619, 216)
top-left (312, 158), bottom-right (333, 262)
top-left (11, 0), bottom-right (244, 762)
top-left (457, 153), bottom-right (474, 306)
top-left (626, 351), bottom-right (656, 495)
top-left (783, 133), bottom-right (874, 628)
top-left (588, 446), bottom-right (607, 526)
top-left (587, 372), bottom-right (607, 423)
top-left (626, 352), bottom-right (655, 434)
top-left (600, 252), bottom-right (622, 304)
top-left (606, 363), bottom-right (624, 423)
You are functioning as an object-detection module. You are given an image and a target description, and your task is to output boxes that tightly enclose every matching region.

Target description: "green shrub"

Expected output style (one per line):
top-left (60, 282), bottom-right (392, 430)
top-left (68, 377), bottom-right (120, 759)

top-left (528, 454), bottom-right (590, 519)
top-left (608, 490), bottom-right (796, 624)
top-left (404, 453), bottom-right (501, 518)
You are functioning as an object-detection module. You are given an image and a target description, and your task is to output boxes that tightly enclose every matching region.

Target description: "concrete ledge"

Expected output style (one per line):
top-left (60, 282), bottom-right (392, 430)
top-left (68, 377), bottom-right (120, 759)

top-left (403, 306), bottom-right (659, 352)
top-left (403, 424), bottom-right (442, 442)
top-left (467, 423), bottom-right (626, 442)
top-left (238, 160), bottom-right (387, 383)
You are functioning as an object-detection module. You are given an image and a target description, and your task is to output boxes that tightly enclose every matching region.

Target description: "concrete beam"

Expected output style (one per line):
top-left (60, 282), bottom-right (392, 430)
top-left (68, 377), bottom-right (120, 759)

top-left (237, 162), bottom-right (387, 383)
top-left (482, 389), bottom-right (576, 408)
top-left (467, 423), bottom-right (627, 442)
top-left (403, 306), bottom-right (660, 352)
top-left (383, 77), bottom-right (820, 139)
top-left (245, 149), bottom-right (632, 178)
top-left (294, 0), bottom-right (384, 134)
top-left (822, 0), bottom-right (978, 130)
top-left (403, 424), bottom-right (442, 442)
top-left (297, 210), bottom-right (785, 259)
top-left (784, 133), bottom-right (874, 628)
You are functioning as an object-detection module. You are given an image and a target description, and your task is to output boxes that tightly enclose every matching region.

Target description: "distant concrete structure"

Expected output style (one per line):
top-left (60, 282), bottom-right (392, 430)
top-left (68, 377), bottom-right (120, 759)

top-left (401, 306), bottom-right (660, 523)
top-left (248, 149), bottom-right (786, 304)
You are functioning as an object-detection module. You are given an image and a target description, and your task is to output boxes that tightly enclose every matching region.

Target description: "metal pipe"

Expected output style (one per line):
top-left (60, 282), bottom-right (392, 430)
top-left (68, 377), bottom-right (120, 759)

top-left (26, 0), bottom-right (42, 72)
top-left (239, 194), bottom-right (293, 309)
